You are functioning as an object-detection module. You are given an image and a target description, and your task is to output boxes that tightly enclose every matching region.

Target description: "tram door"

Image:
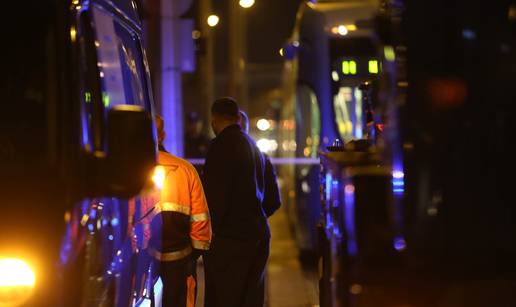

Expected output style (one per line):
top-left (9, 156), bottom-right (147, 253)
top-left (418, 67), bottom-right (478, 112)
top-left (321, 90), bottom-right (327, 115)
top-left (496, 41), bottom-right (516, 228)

top-left (293, 84), bottom-right (321, 257)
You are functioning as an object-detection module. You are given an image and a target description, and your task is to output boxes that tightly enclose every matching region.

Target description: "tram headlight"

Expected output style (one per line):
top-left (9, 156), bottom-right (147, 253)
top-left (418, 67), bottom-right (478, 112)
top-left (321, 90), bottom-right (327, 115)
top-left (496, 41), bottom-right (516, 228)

top-left (0, 258), bottom-right (36, 306)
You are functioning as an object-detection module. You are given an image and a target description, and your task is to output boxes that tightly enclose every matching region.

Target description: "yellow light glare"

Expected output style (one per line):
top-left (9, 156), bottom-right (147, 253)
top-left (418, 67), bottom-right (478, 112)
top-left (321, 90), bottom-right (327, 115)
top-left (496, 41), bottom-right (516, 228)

top-left (509, 5), bottom-right (516, 20)
top-left (303, 147), bottom-right (311, 157)
top-left (239, 0), bottom-right (255, 8)
top-left (0, 258), bottom-right (35, 287)
top-left (384, 46), bottom-right (396, 62)
top-left (192, 30), bottom-right (201, 40)
top-left (279, 48), bottom-right (284, 56)
top-left (64, 210), bottom-right (71, 223)
top-left (207, 15), bottom-right (220, 27)
top-left (346, 24), bottom-right (357, 31)
top-left (337, 25), bottom-right (348, 36)
top-left (256, 119), bottom-right (271, 131)
top-left (152, 166), bottom-right (166, 190)
top-left (70, 26), bottom-right (77, 43)
top-left (333, 24), bottom-right (356, 35)
top-left (331, 71), bottom-right (339, 82)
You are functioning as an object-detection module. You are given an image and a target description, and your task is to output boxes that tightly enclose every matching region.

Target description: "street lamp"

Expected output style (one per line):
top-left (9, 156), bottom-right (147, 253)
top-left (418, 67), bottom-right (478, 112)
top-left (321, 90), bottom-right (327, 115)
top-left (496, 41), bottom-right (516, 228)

top-left (207, 14), bottom-right (220, 27)
top-left (239, 0), bottom-right (255, 9)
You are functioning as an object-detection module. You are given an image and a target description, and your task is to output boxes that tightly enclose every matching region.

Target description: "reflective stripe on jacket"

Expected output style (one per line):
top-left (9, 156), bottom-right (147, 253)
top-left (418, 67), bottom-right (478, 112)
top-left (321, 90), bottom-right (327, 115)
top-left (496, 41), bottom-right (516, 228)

top-left (142, 151), bottom-right (212, 261)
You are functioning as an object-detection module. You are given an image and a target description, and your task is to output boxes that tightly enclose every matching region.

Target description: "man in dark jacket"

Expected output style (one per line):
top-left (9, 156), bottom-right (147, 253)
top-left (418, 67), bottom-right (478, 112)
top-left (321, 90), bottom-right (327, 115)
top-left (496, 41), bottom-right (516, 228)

top-left (203, 97), bottom-right (270, 307)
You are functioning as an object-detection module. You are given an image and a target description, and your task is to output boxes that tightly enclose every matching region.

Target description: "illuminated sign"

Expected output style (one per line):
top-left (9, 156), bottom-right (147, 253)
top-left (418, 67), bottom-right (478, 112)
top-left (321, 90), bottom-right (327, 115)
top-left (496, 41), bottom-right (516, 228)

top-left (338, 59), bottom-right (381, 76)
top-left (342, 60), bottom-right (357, 75)
top-left (368, 60), bottom-right (379, 74)
top-left (102, 92), bottom-right (110, 107)
top-left (85, 92), bottom-right (91, 103)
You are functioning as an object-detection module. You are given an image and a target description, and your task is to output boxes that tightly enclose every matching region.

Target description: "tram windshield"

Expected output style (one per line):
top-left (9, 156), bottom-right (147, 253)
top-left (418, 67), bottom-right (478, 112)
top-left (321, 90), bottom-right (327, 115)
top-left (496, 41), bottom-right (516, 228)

top-left (330, 37), bottom-right (379, 142)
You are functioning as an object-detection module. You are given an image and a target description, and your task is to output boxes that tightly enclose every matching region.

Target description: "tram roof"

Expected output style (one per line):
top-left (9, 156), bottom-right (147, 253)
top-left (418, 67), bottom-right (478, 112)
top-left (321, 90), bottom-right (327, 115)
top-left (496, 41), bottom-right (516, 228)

top-left (310, 0), bottom-right (379, 37)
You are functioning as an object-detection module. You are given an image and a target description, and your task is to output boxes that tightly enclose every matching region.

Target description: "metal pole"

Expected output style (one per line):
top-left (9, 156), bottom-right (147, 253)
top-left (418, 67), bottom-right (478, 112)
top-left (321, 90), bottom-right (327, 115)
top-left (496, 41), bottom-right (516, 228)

top-left (228, 0), bottom-right (248, 110)
top-left (200, 0), bottom-right (215, 136)
top-left (160, 0), bottom-right (185, 156)
top-left (241, 8), bottom-right (249, 112)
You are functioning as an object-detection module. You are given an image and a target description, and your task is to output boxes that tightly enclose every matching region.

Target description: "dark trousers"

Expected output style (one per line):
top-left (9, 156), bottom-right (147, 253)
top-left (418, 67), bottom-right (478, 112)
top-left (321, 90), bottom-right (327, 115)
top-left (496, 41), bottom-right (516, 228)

top-left (158, 258), bottom-right (191, 307)
top-left (204, 236), bottom-right (270, 307)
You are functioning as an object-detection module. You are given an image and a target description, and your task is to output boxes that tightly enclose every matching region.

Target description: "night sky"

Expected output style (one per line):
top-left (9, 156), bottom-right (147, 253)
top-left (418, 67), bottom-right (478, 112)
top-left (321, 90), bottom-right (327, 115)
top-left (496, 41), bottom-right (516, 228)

top-left (246, 0), bottom-right (302, 64)
top-left (182, 0), bottom-right (304, 119)
top-left (212, 0), bottom-right (302, 69)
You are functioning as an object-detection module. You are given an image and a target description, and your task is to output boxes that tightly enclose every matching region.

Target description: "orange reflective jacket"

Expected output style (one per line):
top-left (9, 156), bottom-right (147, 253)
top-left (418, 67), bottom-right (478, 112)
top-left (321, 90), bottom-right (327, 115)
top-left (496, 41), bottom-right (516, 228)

top-left (139, 151), bottom-right (212, 261)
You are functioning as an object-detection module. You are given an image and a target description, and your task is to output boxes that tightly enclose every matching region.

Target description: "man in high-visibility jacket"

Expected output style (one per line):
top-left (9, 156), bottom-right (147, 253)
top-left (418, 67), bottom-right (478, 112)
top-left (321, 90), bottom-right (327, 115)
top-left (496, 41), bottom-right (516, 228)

top-left (143, 114), bottom-right (211, 307)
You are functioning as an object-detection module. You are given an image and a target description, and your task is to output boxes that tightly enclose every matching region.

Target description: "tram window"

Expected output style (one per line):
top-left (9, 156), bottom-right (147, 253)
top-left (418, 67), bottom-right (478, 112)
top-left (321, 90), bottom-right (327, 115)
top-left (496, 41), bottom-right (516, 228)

top-left (92, 6), bottom-right (150, 110)
top-left (333, 86), bottom-right (363, 141)
top-left (114, 23), bottom-right (148, 108)
top-left (295, 85), bottom-right (320, 158)
top-left (78, 11), bottom-right (97, 151)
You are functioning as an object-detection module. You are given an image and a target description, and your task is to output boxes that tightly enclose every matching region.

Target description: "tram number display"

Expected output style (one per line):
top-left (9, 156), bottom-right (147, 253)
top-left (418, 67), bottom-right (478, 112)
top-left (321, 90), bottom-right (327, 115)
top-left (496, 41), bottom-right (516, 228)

top-left (339, 58), bottom-right (380, 76)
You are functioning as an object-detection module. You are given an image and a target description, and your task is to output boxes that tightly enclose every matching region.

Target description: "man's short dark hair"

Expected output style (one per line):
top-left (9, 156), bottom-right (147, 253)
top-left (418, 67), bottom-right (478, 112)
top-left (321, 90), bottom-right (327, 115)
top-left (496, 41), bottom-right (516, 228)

top-left (211, 97), bottom-right (240, 120)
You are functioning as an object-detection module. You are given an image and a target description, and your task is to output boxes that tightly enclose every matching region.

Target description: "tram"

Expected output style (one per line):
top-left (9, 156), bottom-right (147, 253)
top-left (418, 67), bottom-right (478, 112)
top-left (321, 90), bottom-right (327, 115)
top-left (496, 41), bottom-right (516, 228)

top-left (279, 0), bottom-right (381, 262)
top-left (0, 1), bottom-right (160, 306)
top-left (317, 0), bottom-right (516, 305)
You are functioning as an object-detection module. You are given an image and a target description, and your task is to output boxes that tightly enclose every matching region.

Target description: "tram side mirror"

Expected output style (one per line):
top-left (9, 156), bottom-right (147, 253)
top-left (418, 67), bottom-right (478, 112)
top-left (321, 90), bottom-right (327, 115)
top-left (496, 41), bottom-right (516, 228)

top-left (105, 105), bottom-right (157, 198)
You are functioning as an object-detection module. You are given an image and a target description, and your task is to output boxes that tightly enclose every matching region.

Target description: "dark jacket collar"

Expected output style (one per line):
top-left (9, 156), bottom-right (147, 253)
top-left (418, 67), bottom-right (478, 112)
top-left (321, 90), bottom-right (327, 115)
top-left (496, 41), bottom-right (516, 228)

top-left (218, 124), bottom-right (242, 136)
